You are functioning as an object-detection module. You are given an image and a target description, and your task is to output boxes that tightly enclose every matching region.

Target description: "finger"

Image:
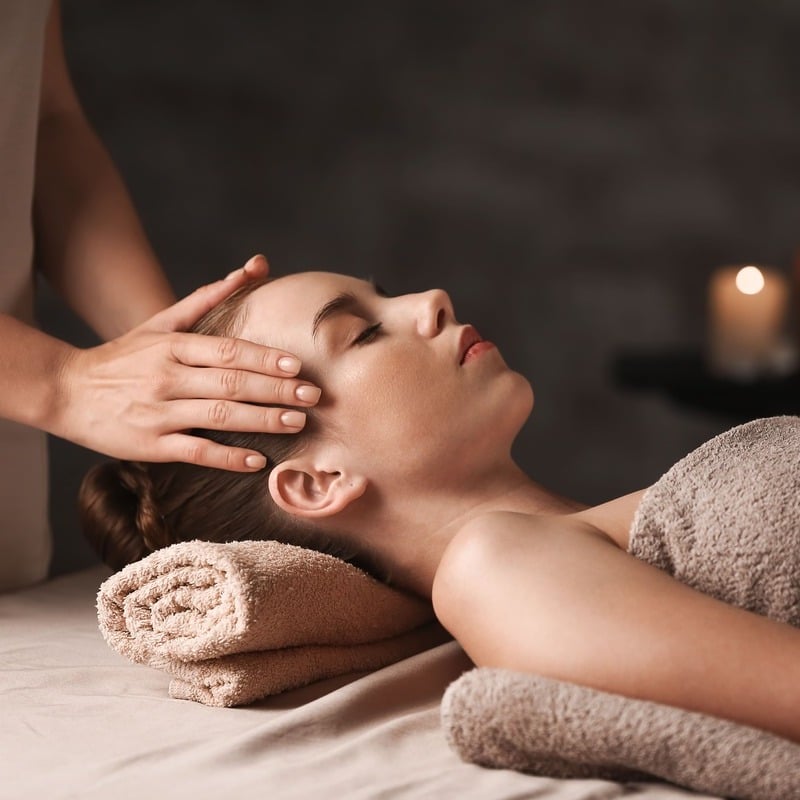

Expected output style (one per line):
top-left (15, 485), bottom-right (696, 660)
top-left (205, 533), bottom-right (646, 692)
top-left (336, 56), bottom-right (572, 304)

top-left (169, 399), bottom-right (308, 434)
top-left (169, 365), bottom-right (321, 407)
top-left (160, 433), bottom-right (270, 472)
top-left (225, 253), bottom-right (270, 281)
top-left (149, 254), bottom-right (269, 333)
top-left (170, 333), bottom-right (314, 383)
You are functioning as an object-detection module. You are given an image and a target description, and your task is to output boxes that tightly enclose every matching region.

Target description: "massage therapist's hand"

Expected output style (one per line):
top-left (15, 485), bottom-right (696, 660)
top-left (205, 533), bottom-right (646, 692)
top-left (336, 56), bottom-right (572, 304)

top-left (53, 255), bottom-right (320, 471)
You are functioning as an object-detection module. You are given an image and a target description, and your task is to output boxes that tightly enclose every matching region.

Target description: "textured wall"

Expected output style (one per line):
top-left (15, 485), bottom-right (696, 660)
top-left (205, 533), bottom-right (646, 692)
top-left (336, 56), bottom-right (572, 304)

top-left (43, 0), bottom-right (800, 574)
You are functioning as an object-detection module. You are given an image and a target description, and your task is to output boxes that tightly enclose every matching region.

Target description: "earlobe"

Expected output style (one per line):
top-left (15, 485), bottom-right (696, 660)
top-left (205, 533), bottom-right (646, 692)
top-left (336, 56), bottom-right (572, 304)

top-left (268, 461), bottom-right (367, 520)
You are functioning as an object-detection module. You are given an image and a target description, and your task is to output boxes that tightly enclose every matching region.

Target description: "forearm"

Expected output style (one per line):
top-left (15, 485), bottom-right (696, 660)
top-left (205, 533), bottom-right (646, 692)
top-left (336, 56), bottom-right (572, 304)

top-left (34, 110), bottom-right (175, 339)
top-left (0, 313), bottom-right (74, 432)
top-left (438, 516), bottom-right (800, 745)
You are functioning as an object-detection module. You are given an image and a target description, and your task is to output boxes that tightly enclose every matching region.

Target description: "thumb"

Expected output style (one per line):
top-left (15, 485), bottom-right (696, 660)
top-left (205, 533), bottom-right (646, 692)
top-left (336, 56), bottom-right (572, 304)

top-left (148, 254), bottom-right (269, 332)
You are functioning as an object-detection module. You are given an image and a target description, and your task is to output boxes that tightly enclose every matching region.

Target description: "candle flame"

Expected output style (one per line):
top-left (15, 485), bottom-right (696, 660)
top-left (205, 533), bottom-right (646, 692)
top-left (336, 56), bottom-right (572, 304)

top-left (735, 265), bottom-right (765, 295)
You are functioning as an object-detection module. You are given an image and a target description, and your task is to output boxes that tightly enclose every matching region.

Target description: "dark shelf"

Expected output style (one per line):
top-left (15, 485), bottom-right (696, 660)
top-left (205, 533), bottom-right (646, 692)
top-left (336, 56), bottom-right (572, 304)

top-left (610, 347), bottom-right (800, 422)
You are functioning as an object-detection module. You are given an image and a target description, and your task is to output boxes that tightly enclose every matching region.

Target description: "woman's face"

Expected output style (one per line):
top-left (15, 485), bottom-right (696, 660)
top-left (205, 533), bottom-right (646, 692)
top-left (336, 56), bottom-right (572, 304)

top-left (240, 272), bottom-right (534, 489)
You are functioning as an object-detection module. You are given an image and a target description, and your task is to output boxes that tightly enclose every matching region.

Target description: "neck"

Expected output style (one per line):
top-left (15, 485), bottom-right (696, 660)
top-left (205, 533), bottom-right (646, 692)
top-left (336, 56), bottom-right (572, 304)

top-left (346, 460), bottom-right (587, 599)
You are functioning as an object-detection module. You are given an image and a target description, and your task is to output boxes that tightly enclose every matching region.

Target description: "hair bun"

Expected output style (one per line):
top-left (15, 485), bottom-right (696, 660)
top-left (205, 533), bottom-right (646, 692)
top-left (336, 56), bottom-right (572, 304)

top-left (78, 460), bottom-right (168, 570)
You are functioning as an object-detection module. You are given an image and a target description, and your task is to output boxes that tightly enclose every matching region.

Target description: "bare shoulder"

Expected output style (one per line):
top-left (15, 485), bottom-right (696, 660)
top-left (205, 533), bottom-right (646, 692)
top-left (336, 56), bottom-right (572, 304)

top-left (567, 487), bottom-right (651, 552)
top-left (436, 510), bottom-right (543, 572)
top-left (437, 491), bottom-right (645, 576)
top-left (444, 509), bottom-right (537, 547)
top-left (432, 511), bottom-right (535, 622)
top-left (432, 510), bottom-right (603, 619)
top-left (430, 508), bottom-right (621, 643)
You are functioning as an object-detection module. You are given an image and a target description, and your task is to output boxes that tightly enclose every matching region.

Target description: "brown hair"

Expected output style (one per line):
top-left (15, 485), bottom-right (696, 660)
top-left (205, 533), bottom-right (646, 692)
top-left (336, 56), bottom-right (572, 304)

top-left (78, 278), bottom-right (363, 573)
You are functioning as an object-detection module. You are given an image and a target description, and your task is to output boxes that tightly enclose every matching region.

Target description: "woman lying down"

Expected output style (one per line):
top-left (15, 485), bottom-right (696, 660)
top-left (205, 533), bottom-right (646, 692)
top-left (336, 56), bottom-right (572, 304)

top-left (79, 269), bottom-right (800, 746)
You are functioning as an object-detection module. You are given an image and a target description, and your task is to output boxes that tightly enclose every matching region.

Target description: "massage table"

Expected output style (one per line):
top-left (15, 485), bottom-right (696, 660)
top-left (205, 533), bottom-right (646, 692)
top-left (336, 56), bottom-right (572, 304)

top-left (1, 564), bottom-right (720, 800)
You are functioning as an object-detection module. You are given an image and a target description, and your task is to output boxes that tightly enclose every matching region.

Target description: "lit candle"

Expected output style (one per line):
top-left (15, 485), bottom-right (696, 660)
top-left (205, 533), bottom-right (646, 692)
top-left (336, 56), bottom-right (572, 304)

top-left (707, 264), bottom-right (795, 379)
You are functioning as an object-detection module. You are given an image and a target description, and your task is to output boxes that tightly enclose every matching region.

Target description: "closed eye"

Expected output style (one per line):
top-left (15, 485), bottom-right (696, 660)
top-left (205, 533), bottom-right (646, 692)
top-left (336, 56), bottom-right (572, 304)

top-left (352, 322), bottom-right (383, 345)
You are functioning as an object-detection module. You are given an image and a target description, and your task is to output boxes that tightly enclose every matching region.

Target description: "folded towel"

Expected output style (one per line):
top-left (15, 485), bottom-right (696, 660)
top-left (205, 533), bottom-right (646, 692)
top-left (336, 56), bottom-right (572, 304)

top-left (442, 669), bottom-right (800, 799)
top-left (442, 416), bottom-right (800, 798)
top-left (168, 622), bottom-right (450, 707)
top-left (97, 538), bottom-right (440, 704)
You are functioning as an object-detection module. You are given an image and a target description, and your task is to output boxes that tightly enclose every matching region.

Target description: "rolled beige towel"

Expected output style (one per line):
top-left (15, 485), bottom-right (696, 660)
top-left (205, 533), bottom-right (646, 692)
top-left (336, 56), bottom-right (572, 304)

top-left (97, 539), bottom-right (433, 668)
top-left (442, 669), bottom-right (800, 800)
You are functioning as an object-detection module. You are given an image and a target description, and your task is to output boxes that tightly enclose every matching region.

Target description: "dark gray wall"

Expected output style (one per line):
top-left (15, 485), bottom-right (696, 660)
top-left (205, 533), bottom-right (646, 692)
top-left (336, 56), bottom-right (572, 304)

top-left (43, 0), bottom-right (800, 575)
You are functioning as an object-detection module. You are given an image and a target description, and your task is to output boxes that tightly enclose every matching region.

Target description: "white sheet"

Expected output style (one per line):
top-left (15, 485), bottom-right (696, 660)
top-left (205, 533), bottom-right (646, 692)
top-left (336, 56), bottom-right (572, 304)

top-left (0, 566), bottom-right (721, 799)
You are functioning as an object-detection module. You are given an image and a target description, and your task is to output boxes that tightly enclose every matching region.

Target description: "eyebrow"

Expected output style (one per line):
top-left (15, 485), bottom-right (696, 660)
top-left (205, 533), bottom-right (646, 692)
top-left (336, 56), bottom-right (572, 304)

top-left (311, 278), bottom-right (389, 342)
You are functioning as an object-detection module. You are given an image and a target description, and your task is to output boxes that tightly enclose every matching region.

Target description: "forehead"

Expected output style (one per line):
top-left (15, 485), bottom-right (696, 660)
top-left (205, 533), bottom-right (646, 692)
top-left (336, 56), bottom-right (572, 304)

top-left (239, 271), bottom-right (365, 352)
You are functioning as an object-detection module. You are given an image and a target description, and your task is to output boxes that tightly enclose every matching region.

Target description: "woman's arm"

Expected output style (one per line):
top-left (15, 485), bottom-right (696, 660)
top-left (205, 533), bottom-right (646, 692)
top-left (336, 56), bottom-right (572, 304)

top-left (432, 511), bottom-right (800, 745)
top-left (34, 0), bottom-right (175, 339)
top-left (8, 4), bottom-right (319, 471)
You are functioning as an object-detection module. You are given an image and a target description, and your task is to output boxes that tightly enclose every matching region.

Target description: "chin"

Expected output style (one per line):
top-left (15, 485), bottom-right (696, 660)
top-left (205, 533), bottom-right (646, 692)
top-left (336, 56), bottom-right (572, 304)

top-left (477, 369), bottom-right (533, 447)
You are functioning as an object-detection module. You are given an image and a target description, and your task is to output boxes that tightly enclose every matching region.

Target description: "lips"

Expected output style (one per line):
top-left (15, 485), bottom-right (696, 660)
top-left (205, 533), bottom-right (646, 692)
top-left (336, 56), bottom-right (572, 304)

top-left (458, 325), bottom-right (483, 365)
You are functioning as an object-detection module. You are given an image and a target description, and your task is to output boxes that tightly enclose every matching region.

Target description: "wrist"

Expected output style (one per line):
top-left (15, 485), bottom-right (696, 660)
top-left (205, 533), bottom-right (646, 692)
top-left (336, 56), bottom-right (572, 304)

top-left (40, 342), bottom-right (82, 439)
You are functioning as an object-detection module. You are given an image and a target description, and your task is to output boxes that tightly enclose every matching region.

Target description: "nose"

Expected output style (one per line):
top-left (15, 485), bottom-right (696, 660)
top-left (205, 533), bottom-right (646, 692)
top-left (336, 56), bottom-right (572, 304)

top-left (416, 289), bottom-right (454, 338)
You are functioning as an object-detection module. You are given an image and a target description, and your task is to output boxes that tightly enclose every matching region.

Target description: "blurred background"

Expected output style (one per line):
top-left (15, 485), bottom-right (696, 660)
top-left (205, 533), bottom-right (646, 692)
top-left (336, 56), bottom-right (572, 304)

top-left (44, 0), bottom-right (800, 574)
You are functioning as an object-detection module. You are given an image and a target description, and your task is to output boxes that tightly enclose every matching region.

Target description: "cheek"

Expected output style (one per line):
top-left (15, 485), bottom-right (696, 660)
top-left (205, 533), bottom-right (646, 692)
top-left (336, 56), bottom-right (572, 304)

top-left (327, 346), bottom-right (450, 445)
top-left (318, 344), bottom-right (529, 473)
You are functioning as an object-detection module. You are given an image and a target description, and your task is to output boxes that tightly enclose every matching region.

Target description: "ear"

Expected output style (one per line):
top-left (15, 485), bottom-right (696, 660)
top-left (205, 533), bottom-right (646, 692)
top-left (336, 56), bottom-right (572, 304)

top-left (268, 459), bottom-right (368, 520)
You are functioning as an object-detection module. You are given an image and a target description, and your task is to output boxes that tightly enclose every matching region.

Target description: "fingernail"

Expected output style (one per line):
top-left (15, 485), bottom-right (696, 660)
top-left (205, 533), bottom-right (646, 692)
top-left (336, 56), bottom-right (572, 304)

top-left (295, 384), bottom-right (321, 403)
top-left (278, 356), bottom-right (301, 375)
top-left (281, 410), bottom-right (306, 429)
top-left (225, 255), bottom-right (267, 281)
top-left (244, 254), bottom-right (268, 274)
top-left (244, 454), bottom-right (267, 469)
